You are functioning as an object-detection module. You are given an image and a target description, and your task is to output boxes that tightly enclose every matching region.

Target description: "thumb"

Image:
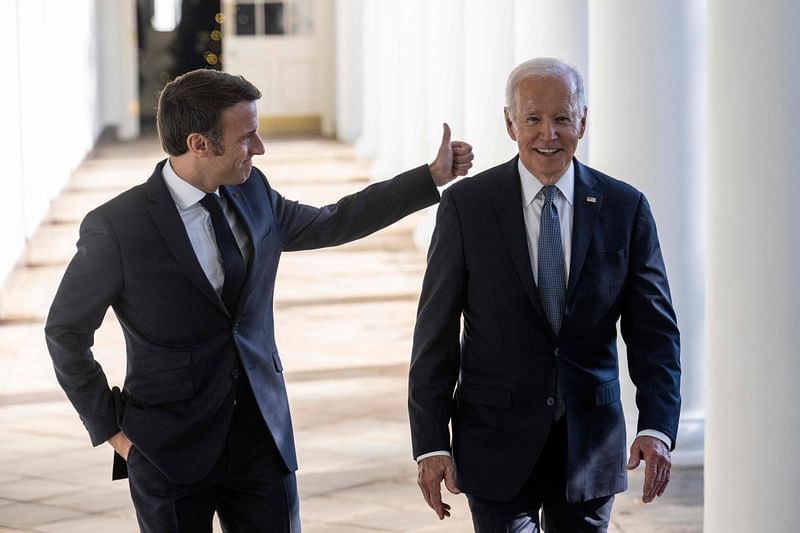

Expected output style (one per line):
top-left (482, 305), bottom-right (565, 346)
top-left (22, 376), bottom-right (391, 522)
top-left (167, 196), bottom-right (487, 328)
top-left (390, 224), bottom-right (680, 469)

top-left (627, 447), bottom-right (641, 470)
top-left (439, 122), bottom-right (452, 151)
top-left (443, 463), bottom-right (460, 494)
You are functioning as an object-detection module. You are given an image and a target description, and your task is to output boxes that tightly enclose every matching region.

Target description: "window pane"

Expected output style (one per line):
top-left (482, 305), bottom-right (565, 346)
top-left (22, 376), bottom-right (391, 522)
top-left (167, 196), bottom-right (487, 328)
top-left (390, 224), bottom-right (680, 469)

top-left (235, 4), bottom-right (256, 36)
top-left (264, 3), bottom-right (285, 35)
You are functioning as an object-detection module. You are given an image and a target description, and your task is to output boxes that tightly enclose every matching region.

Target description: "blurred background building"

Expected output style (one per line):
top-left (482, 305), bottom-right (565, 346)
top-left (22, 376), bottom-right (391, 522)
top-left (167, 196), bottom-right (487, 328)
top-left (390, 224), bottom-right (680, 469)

top-left (1, 1), bottom-right (798, 530)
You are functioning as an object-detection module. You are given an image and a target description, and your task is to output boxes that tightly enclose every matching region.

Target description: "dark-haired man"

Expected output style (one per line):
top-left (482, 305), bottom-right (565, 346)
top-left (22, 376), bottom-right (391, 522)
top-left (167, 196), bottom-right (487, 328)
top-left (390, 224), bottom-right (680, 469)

top-left (46, 68), bottom-right (473, 532)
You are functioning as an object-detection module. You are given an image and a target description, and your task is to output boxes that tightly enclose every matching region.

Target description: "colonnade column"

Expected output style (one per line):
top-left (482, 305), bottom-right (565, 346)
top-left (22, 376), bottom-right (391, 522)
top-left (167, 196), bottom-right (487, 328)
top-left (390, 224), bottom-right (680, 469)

top-left (0, 0), bottom-right (25, 283)
top-left (704, 1), bottom-right (800, 530)
top-left (588, 1), bottom-right (706, 464)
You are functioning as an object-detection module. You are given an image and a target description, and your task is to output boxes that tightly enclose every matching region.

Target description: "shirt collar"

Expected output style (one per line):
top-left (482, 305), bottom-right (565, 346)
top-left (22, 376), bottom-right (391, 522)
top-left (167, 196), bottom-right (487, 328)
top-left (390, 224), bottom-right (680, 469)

top-left (162, 159), bottom-right (218, 210)
top-left (519, 158), bottom-right (575, 208)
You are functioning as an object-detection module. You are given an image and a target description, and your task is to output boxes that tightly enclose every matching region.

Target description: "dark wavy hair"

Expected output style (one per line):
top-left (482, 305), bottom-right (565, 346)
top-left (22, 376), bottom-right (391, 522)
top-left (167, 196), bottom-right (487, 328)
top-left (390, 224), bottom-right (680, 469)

top-left (156, 69), bottom-right (261, 156)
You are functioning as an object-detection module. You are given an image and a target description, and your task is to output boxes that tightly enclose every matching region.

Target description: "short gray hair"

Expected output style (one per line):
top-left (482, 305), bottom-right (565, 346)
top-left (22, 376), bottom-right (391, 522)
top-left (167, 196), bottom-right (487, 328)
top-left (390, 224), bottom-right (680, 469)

top-left (505, 58), bottom-right (585, 117)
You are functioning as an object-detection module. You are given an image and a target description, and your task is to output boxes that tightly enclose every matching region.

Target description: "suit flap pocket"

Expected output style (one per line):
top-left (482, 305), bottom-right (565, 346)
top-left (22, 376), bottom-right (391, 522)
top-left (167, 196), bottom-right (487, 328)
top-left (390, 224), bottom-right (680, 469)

top-left (272, 351), bottom-right (283, 372)
top-left (139, 352), bottom-right (191, 375)
top-left (459, 382), bottom-right (512, 410)
top-left (595, 379), bottom-right (621, 406)
top-left (129, 379), bottom-right (194, 406)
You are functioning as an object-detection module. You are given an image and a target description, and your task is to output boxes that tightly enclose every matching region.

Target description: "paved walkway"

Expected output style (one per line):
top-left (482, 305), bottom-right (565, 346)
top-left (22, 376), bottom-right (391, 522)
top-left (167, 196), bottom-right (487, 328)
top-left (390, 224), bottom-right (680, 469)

top-left (0, 136), bottom-right (702, 532)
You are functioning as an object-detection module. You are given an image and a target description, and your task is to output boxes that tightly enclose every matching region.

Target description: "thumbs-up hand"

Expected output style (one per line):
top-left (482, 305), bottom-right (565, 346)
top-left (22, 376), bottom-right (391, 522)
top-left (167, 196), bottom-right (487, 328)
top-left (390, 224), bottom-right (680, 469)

top-left (428, 123), bottom-right (474, 186)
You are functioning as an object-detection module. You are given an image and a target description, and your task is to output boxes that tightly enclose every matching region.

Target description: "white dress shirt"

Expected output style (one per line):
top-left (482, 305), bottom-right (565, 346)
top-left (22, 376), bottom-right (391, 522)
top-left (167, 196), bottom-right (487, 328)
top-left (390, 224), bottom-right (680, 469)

top-left (519, 159), bottom-right (574, 283)
top-left (416, 160), bottom-right (670, 462)
top-left (162, 160), bottom-right (252, 296)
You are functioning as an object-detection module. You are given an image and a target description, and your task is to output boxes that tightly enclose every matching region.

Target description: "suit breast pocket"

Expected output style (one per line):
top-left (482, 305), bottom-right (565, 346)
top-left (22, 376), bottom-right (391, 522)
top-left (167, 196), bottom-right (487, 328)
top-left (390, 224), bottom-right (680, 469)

top-left (581, 248), bottom-right (627, 299)
top-left (596, 247), bottom-right (626, 264)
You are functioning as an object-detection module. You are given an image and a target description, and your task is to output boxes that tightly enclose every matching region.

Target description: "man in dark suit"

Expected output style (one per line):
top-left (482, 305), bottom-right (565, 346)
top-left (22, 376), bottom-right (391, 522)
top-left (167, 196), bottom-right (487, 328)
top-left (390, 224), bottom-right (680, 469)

top-left (45, 69), bottom-right (473, 532)
top-left (408, 58), bottom-right (680, 532)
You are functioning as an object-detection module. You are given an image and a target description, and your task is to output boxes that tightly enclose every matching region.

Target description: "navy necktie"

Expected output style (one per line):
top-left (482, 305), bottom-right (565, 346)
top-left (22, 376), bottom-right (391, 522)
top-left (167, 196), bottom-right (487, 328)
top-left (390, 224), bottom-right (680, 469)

top-left (538, 186), bottom-right (566, 333)
top-left (538, 185), bottom-right (566, 419)
top-left (200, 193), bottom-right (246, 315)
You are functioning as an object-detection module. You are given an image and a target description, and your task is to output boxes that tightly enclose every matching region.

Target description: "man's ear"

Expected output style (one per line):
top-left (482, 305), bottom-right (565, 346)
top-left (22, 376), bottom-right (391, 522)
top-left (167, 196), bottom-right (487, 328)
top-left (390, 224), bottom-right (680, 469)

top-left (186, 133), bottom-right (210, 157)
top-left (578, 106), bottom-right (588, 139)
top-left (504, 107), bottom-right (518, 142)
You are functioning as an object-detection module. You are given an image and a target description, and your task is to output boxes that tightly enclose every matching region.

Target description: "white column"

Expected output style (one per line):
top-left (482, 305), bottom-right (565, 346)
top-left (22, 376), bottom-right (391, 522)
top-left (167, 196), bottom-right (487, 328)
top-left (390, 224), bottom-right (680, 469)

top-left (0, 0), bottom-right (25, 284)
top-left (358, 2), bottom-right (407, 178)
top-left (353, 0), bottom-right (381, 161)
top-left (395, 0), bottom-right (431, 172)
top-left (99, 0), bottom-right (139, 140)
top-left (414, 0), bottom-right (516, 249)
top-left (412, 0), bottom-right (467, 250)
top-left (705, 2), bottom-right (800, 530)
top-left (316, 0), bottom-right (336, 138)
top-left (588, 1), bottom-right (706, 464)
top-left (334, 0), bottom-right (363, 143)
top-left (462, 0), bottom-right (516, 173)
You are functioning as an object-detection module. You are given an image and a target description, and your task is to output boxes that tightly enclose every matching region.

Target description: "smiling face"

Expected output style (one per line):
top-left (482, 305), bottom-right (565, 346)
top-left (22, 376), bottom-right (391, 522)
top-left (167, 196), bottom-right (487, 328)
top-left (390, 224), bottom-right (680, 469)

top-left (202, 100), bottom-right (265, 189)
top-left (505, 74), bottom-right (586, 185)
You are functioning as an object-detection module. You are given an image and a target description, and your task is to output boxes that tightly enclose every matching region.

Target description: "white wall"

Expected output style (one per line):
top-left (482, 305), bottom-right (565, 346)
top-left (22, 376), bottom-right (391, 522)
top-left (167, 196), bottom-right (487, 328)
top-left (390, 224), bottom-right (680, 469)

top-left (0, 0), bottom-right (138, 286)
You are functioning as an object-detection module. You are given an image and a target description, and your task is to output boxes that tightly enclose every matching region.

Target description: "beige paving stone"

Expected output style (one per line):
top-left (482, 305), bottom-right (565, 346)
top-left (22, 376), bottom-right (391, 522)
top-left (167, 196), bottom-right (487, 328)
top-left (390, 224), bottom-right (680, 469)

top-left (44, 463), bottom-right (118, 489)
top-left (0, 266), bottom-right (64, 323)
top-left (22, 223), bottom-right (80, 268)
top-left (39, 486), bottom-right (131, 514)
top-left (333, 479), bottom-right (423, 510)
top-left (0, 502), bottom-right (83, 529)
top-left (0, 456), bottom-right (89, 479)
top-left (333, 504), bottom-right (442, 532)
top-left (303, 521), bottom-right (377, 533)
top-left (34, 513), bottom-right (140, 533)
top-left (0, 434), bottom-right (83, 457)
top-left (0, 477), bottom-right (83, 502)
top-left (300, 495), bottom-right (386, 523)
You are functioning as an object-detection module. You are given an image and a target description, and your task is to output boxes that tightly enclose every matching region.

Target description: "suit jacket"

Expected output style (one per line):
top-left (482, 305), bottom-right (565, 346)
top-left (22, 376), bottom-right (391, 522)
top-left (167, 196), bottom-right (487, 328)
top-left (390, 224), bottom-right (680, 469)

top-left (46, 159), bottom-right (439, 484)
top-left (408, 157), bottom-right (680, 503)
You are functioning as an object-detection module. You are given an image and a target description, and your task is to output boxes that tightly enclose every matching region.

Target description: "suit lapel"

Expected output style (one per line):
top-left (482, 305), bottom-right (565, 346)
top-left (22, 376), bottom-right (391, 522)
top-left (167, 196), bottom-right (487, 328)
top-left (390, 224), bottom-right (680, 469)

top-left (567, 160), bottom-right (603, 299)
top-left (490, 157), bottom-right (548, 325)
top-left (146, 162), bottom-right (228, 315)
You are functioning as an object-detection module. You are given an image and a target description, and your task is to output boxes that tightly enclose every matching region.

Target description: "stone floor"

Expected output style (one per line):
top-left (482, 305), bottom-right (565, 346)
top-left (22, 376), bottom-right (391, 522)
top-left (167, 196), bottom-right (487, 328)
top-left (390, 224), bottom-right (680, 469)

top-left (0, 135), bottom-right (702, 532)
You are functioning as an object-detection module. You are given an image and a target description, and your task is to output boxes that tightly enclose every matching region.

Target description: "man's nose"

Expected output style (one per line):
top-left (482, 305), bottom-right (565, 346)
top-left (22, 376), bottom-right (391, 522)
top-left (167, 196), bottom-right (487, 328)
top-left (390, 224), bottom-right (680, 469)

top-left (252, 135), bottom-right (266, 155)
top-left (539, 119), bottom-right (557, 139)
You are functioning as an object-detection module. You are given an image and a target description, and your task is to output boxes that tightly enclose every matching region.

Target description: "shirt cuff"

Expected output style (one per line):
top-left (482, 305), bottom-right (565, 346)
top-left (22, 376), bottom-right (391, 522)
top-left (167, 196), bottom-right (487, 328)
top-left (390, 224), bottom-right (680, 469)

top-left (415, 450), bottom-right (451, 462)
top-left (637, 429), bottom-right (672, 449)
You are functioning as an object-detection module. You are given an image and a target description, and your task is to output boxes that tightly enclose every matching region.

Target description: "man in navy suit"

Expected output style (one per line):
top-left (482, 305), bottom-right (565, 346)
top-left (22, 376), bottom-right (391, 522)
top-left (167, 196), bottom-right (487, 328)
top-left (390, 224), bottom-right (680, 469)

top-left (409, 58), bottom-right (680, 532)
top-left (45, 69), bottom-right (473, 532)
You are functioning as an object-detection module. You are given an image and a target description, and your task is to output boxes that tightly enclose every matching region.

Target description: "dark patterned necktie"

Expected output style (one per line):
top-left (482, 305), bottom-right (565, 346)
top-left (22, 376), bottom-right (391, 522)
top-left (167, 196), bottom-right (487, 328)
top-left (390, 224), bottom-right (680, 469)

top-left (538, 185), bottom-right (566, 419)
top-left (200, 193), bottom-right (246, 315)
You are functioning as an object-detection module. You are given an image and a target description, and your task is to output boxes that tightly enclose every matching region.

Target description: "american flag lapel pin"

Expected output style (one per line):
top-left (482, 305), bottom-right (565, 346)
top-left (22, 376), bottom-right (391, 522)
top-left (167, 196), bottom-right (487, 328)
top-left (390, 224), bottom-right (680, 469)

top-left (586, 196), bottom-right (597, 203)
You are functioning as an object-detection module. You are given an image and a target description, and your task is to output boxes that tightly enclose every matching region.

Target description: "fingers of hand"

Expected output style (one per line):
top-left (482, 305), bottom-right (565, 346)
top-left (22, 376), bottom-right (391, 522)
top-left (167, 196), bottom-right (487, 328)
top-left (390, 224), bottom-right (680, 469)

top-left (418, 459), bottom-right (449, 518)
top-left (656, 466), bottom-right (671, 496)
top-left (641, 445), bottom-right (671, 503)
top-left (451, 147), bottom-right (474, 177)
top-left (642, 462), bottom-right (659, 502)
top-left (443, 463), bottom-right (461, 495)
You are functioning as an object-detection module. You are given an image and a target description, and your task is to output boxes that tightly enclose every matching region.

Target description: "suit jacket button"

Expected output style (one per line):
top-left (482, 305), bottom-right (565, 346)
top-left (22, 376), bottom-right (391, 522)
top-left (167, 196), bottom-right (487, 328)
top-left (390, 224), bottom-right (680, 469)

top-left (546, 397), bottom-right (555, 406)
top-left (231, 369), bottom-right (239, 379)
